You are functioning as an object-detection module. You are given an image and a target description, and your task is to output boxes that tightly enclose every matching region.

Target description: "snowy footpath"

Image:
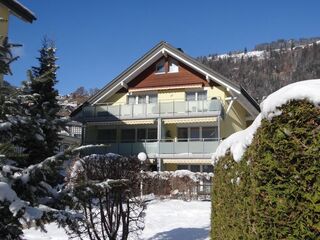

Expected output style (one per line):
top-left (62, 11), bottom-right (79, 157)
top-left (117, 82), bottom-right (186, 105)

top-left (23, 199), bottom-right (211, 240)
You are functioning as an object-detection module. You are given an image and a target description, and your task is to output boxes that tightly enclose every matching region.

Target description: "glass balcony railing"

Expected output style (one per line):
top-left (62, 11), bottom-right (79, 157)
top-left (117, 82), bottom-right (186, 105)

top-left (81, 99), bottom-right (222, 121)
top-left (79, 138), bottom-right (220, 159)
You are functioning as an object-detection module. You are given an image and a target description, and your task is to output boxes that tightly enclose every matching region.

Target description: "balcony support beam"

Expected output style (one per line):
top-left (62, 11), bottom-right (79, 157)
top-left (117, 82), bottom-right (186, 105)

top-left (157, 118), bottom-right (162, 141)
top-left (157, 158), bottom-right (162, 171)
top-left (218, 116), bottom-right (221, 141)
top-left (81, 124), bottom-right (86, 145)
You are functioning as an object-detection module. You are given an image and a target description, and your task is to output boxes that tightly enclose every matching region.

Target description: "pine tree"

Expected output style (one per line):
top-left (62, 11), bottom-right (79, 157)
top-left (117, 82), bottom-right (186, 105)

top-left (0, 38), bottom-right (75, 240)
top-left (23, 38), bottom-right (63, 163)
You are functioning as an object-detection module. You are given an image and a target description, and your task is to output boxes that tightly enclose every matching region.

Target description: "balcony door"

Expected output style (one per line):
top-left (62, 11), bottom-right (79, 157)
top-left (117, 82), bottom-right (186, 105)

top-left (185, 91), bottom-right (207, 113)
top-left (177, 126), bottom-right (218, 142)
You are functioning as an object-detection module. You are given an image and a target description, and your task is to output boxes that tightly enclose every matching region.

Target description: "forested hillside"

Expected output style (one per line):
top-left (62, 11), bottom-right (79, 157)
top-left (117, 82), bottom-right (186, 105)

top-left (198, 37), bottom-right (320, 101)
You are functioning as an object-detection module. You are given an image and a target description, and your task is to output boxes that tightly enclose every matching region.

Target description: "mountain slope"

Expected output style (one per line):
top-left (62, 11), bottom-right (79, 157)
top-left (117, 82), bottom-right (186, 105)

top-left (198, 37), bottom-right (320, 101)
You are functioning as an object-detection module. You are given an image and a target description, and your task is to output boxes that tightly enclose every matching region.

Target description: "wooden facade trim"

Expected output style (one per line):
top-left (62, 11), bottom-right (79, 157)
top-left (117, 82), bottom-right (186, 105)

top-left (127, 57), bottom-right (219, 90)
top-left (128, 84), bottom-right (203, 93)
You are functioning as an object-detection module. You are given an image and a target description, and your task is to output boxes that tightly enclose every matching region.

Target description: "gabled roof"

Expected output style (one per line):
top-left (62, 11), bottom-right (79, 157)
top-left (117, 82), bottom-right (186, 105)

top-left (0, 0), bottom-right (36, 23)
top-left (71, 41), bottom-right (260, 117)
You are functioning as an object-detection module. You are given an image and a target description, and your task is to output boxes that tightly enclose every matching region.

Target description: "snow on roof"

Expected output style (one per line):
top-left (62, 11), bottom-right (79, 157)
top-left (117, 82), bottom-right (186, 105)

top-left (213, 79), bottom-right (320, 164)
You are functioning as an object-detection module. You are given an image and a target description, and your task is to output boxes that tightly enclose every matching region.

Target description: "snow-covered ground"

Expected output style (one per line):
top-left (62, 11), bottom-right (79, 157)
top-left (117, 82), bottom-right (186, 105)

top-left (23, 199), bottom-right (211, 240)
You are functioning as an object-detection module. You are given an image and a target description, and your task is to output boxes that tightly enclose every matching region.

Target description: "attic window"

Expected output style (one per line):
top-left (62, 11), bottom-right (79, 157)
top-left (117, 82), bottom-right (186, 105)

top-left (168, 59), bottom-right (179, 73)
top-left (155, 60), bottom-right (165, 74)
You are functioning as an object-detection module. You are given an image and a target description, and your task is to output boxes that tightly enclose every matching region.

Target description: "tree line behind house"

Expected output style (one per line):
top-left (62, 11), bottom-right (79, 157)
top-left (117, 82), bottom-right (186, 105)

top-left (198, 37), bottom-right (320, 102)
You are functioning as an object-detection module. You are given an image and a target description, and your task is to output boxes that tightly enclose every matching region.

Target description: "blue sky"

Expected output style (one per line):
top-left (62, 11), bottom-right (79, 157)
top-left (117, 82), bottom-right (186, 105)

top-left (6, 0), bottom-right (320, 95)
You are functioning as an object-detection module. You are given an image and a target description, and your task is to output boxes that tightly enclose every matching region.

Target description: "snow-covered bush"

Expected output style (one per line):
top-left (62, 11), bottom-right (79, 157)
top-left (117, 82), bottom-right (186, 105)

top-left (211, 80), bottom-right (320, 239)
top-left (65, 153), bottom-right (145, 240)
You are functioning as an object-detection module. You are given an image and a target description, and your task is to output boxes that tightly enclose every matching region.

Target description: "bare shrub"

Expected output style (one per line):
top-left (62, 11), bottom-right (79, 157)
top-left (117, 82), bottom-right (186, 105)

top-left (65, 154), bottom-right (145, 240)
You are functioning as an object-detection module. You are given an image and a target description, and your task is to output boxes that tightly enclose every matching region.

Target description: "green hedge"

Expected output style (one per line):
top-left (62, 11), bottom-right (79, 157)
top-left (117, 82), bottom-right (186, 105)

top-left (211, 100), bottom-right (320, 239)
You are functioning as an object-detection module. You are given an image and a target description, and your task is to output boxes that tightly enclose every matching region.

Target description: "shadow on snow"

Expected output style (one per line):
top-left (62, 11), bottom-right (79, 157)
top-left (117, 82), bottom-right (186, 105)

top-left (146, 227), bottom-right (210, 240)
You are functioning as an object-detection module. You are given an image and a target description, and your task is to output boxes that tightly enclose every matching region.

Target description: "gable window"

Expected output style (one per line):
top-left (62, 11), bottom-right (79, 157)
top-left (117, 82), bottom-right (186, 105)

top-left (168, 59), bottom-right (179, 73)
top-left (155, 60), bottom-right (165, 74)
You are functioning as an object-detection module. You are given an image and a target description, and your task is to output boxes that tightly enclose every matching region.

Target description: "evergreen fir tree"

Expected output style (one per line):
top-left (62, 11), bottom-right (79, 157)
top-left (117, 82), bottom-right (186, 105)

top-left (23, 38), bottom-right (63, 163)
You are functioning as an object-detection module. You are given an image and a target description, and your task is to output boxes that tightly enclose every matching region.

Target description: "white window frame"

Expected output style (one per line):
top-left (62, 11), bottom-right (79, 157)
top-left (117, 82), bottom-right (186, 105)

top-left (127, 93), bottom-right (158, 104)
top-left (177, 125), bottom-right (218, 141)
top-left (168, 59), bottom-right (179, 73)
top-left (185, 90), bottom-right (207, 101)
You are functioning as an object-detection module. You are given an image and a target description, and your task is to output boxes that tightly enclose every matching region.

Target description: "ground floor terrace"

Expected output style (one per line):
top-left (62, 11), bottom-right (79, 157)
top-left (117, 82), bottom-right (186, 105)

top-left (81, 116), bottom-right (220, 172)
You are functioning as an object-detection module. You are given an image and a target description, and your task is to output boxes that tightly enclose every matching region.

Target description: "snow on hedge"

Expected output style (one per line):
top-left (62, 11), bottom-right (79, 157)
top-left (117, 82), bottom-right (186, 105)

top-left (213, 79), bottom-right (320, 163)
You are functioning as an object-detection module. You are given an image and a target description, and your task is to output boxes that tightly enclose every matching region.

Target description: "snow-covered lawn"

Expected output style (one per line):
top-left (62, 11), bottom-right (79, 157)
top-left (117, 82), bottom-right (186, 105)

top-left (23, 199), bottom-right (211, 240)
top-left (142, 200), bottom-right (210, 240)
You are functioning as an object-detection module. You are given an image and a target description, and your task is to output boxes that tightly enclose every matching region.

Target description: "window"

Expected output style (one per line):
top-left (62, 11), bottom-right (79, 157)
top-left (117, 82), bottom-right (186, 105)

top-left (138, 95), bottom-right (146, 104)
top-left (190, 165), bottom-right (201, 172)
top-left (202, 165), bottom-right (214, 173)
top-left (97, 129), bottom-right (117, 143)
top-left (155, 60), bottom-right (165, 74)
top-left (177, 165), bottom-right (189, 170)
top-left (190, 127), bottom-right (200, 141)
top-left (147, 128), bottom-right (157, 141)
top-left (177, 128), bottom-right (188, 141)
top-left (177, 126), bottom-right (218, 141)
top-left (168, 59), bottom-right (179, 73)
top-left (202, 127), bottom-right (218, 140)
top-left (178, 164), bottom-right (213, 172)
top-left (127, 95), bottom-right (135, 104)
top-left (186, 92), bottom-right (196, 101)
top-left (148, 94), bottom-right (158, 103)
top-left (185, 91), bottom-right (207, 101)
top-left (121, 129), bottom-right (135, 143)
top-left (198, 91), bottom-right (207, 100)
top-left (127, 94), bottom-right (158, 104)
top-left (136, 128), bottom-right (157, 142)
top-left (137, 129), bottom-right (146, 142)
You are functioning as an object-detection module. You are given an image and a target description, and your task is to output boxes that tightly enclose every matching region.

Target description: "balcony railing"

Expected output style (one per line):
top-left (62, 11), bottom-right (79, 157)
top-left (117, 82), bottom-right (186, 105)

top-left (80, 99), bottom-right (222, 121)
top-left (80, 138), bottom-right (220, 159)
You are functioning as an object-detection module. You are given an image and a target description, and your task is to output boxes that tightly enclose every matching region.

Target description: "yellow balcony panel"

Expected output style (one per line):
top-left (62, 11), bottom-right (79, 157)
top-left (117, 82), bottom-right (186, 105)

top-left (163, 117), bottom-right (217, 124)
